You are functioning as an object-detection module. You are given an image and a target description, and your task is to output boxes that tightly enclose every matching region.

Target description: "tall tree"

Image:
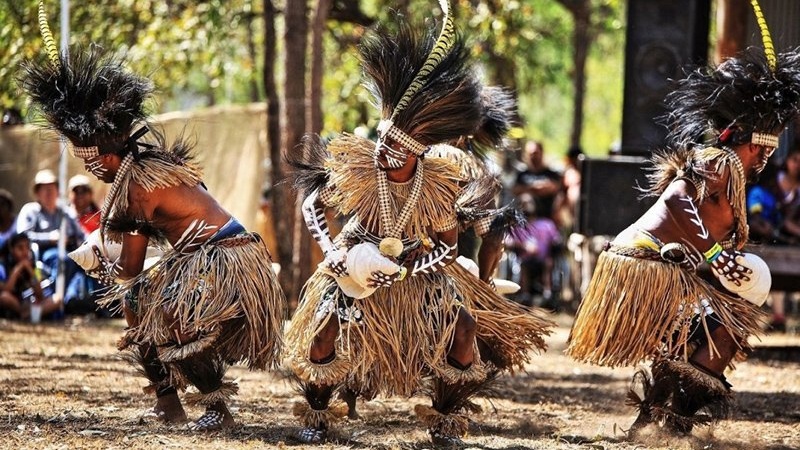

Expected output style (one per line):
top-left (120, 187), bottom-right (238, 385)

top-left (263, 0), bottom-right (291, 307)
top-left (556, 0), bottom-right (592, 148)
top-left (282, 0), bottom-right (309, 305)
top-left (716, 0), bottom-right (748, 63)
top-left (309, 0), bottom-right (332, 134)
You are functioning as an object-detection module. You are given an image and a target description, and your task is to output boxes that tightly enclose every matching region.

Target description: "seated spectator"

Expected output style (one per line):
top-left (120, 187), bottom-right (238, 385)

top-left (15, 169), bottom-right (85, 294)
top-left (512, 140), bottom-right (563, 225)
top-left (0, 233), bottom-right (62, 321)
top-left (67, 174), bottom-right (101, 234)
top-left (0, 189), bottom-right (15, 250)
top-left (747, 162), bottom-right (800, 244)
top-left (777, 146), bottom-right (800, 235)
top-left (505, 194), bottom-right (562, 309)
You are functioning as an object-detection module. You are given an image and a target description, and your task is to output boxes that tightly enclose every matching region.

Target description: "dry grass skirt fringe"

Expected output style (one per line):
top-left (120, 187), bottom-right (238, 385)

top-left (443, 263), bottom-right (554, 371)
top-left (566, 251), bottom-right (765, 368)
top-left (286, 270), bottom-right (462, 397)
top-left (106, 233), bottom-right (286, 371)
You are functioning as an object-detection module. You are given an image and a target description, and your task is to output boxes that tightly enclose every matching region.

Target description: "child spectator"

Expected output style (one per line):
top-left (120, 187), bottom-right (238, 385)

top-left (0, 233), bottom-right (62, 321)
top-left (505, 194), bottom-right (562, 309)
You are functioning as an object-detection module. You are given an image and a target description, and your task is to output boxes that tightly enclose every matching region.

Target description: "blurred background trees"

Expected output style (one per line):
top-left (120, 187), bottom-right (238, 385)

top-left (0, 0), bottom-right (625, 155)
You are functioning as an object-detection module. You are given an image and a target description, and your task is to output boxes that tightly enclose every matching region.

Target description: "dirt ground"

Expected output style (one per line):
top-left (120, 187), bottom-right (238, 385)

top-left (1, 314), bottom-right (798, 450)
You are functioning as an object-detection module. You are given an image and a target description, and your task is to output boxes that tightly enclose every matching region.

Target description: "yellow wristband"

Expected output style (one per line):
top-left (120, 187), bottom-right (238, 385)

top-left (397, 266), bottom-right (408, 281)
top-left (703, 242), bottom-right (723, 263)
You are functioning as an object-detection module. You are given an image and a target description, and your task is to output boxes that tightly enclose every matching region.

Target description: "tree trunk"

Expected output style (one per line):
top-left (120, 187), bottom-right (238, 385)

top-left (263, 0), bottom-right (291, 310)
top-left (716, 0), bottom-right (748, 63)
top-left (283, 0), bottom-right (309, 308)
top-left (309, 0), bottom-right (331, 134)
top-left (569, 2), bottom-right (590, 148)
top-left (245, 3), bottom-right (260, 102)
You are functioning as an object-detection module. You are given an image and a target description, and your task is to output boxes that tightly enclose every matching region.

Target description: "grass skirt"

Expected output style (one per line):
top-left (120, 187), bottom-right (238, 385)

top-left (566, 250), bottom-right (765, 368)
top-left (443, 263), bottom-right (553, 371)
top-left (286, 269), bottom-right (463, 397)
top-left (107, 233), bottom-right (285, 371)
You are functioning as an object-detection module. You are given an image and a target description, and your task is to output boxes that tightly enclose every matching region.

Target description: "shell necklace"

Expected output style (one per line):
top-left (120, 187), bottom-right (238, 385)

top-left (100, 153), bottom-right (135, 223)
top-left (376, 160), bottom-right (424, 257)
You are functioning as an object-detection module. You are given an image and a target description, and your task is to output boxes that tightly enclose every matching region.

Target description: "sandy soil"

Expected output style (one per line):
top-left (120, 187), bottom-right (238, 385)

top-left (1, 315), bottom-right (798, 450)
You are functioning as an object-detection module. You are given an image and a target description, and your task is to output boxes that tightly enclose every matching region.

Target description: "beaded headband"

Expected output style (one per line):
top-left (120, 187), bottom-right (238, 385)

top-left (70, 145), bottom-right (101, 159)
top-left (377, 120), bottom-right (429, 156)
top-left (750, 132), bottom-right (779, 148)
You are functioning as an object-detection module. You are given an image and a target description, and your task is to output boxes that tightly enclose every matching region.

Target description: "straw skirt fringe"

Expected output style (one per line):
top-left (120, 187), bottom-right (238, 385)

top-left (443, 263), bottom-right (554, 371)
top-left (107, 233), bottom-right (285, 371)
top-left (286, 270), bottom-right (463, 397)
top-left (566, 251), bottom-right (765, 368)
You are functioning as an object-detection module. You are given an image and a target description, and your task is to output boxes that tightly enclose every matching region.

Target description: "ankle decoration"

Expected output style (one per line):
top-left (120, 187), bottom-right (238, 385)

top-left (185, 381), bottom-right (239, 406)
top-left (292, 400), bottom-right (349, 429)
top-left (642, 359), bottom-right (733, 433)
top-left (414, 404), bottom-right (470, 438)
top-left (291, 351), bottom-right (350, 385)
top-left (188, 409), bottom-right (226, 431)
top-left (437, 356), bottom-right (486, 384)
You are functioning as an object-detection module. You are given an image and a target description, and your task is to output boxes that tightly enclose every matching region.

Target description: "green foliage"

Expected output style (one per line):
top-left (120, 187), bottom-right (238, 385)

top-left (0, 0), bottom-right (263, 114)
top-left (1, 0), bottom-right (625, 157)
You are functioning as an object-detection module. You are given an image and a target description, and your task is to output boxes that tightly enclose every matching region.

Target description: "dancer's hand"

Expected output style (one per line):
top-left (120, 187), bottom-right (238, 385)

top-left (324, 248), bottom-right (348, 277)
top-left (710, 250), bottom-right (752, 286)
top-left (366, 267), bottom-right (406, 288)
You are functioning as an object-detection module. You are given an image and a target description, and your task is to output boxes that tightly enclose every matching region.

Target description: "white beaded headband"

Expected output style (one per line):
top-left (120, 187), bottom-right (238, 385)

top-left (751, 132), bottom-right (779, 148)
top-left (376, 120), bottom-right (428, 156)
top-left (70, 145), bottom-right (101, 159)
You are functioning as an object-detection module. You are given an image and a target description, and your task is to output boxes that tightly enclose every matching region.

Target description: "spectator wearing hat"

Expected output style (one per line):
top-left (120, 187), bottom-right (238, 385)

top-left (0, 189), bottom-right (15, 250)
top-left (15, 169), bottom-right (85, 300)
top-left (68, 174), bottom-right (101, 234)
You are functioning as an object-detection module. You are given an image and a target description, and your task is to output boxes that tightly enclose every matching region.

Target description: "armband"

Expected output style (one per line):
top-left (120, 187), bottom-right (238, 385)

top-left (703, 242), bottom-right (723, 263)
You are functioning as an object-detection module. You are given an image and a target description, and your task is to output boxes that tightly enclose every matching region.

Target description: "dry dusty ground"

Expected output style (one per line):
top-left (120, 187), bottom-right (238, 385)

top-left (1, 314), bottom-right (798, 450)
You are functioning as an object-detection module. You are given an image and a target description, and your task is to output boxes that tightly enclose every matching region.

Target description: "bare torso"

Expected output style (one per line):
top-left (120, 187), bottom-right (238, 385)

top-left (117, 181), bottom-right (232, 277)
top-left (615, 165), bottom-right (736, 258)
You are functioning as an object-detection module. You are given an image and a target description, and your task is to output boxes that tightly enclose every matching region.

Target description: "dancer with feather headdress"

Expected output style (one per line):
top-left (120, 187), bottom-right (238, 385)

top-left (19, 2), bottom-right (286, 431)
top-left (567, 1), bottom-right (800, 434)
top-left (286, 2), bottom-right (552, 445)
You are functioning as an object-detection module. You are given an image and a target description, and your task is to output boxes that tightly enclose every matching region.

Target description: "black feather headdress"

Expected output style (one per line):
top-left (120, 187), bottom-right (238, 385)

top-left (663, 47), bottom-right (800, 150)
top-left (473, 86), bottom-right (516, 149)
top-left (19, 47), bottom-right (153, 155)
top-left (359, 11), bottom-right (482, 146)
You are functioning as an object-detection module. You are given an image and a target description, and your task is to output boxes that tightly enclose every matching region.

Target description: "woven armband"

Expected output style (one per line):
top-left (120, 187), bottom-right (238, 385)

top-left (704, 242), bottom-right (723, 263)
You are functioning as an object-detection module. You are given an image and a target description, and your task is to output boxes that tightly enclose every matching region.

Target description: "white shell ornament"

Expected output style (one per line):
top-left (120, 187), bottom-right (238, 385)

top-left (68, 230), bottom-right (122, 271)
top-left (329, 243), bottom-right (401, 299)
top-left (718, 253), bottom-right (771, 306)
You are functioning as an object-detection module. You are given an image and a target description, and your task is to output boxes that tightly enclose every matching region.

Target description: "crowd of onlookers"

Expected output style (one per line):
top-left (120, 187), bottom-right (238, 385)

top-left (0, 169), bottom-right (107, 323)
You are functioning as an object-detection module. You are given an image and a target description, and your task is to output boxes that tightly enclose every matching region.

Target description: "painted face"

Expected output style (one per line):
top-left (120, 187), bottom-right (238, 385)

top-left (752, 145), bottom-right (776, 177)
top-left (84, 156), bottom-right (111, 182)
top-left (374, 137), bottom-right (410, 170)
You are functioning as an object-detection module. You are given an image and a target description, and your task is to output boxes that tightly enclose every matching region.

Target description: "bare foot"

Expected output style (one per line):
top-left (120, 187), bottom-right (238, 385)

top-left (339, 388), bottom-right (360, 420)
top-left (188, 401), bottom-right (235, 431)
top-left (148, 393), bottom-right (188, 424)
